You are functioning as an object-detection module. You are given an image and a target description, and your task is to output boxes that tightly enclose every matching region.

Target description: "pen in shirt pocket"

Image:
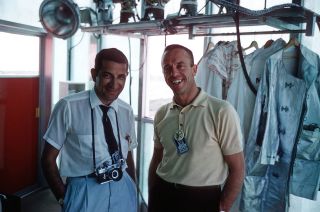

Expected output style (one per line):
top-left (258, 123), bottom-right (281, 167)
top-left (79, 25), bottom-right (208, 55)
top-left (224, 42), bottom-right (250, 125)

top-left (125, 135), bottom-right (132, 144)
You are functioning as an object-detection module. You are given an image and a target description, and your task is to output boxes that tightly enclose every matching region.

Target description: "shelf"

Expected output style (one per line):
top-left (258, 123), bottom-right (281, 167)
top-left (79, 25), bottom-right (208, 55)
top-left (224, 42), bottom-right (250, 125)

top-left (80, 5), bottom-right (320, 38)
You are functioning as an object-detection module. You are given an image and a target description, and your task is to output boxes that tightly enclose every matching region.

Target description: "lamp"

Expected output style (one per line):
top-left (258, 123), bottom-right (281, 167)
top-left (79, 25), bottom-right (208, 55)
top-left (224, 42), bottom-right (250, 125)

top-left (142, 0), bottom-right (170, 21)
top-left (178, 0), bottom-right (198, 16)
top-left (94, 0), bottom-right (114, 25)
top-left (39, 0), bottom-right (80, 39)
top-left (119, 0), bottom-right (138, 23)
top-left (79, 7), bottom-right (98, 27)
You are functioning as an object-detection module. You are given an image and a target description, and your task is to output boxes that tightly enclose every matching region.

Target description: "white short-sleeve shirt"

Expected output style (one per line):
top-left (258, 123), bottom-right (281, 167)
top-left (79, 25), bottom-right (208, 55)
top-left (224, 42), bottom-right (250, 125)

top-left (43, 89), bottom-right (137, 177)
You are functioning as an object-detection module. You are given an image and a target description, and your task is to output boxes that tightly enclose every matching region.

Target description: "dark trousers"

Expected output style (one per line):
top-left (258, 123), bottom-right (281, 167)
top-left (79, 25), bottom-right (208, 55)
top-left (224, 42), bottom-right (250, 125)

top-left (148, 175), bottom-right (221, 212)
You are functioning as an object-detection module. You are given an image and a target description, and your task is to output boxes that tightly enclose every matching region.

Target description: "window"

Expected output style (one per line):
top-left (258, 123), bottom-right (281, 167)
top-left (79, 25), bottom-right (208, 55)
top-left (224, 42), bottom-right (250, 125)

top-left (145, 34), bottom-right (205, 118)
top-left (0, 32), bottom-right (39, 76)
top-left (101, 35), bottom-right (141, 115)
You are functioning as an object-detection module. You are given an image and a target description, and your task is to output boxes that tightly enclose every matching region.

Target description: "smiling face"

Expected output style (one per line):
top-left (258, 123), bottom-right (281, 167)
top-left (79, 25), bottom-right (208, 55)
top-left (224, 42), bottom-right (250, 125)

top-left (91, 60), bottom-right (128, 106)
top-left (161, 47), bottom-right (198, 105)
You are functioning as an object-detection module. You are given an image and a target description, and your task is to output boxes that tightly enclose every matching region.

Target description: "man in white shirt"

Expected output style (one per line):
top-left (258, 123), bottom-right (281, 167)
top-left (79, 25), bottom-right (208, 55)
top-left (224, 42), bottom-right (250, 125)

top-left (41, 48), bottom-right (137, 212)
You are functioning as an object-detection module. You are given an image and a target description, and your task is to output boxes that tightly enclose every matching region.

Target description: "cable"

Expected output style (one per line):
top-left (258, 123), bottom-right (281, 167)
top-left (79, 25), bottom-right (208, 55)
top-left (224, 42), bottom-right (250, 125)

top-left (264, 0), bottom-right (267, 9)
top-left (108, 183), bottom-right (111, 211)
top-left (127, 38), bottom-right (147, 74)
top-left (210, 0), bottom-right (301, 16)
top-left (128, 37), bottom-right (132, 106)
top-left (67, 32), bottom-right (85, 80)
top-left (233, 0), bottom-right (257, 95)
top-left (136, 183), bottom-right (148, 208)
top-left (70, 32), bottom-right (85, 50)
top-left (164, 33), bottom-right (167, 47)
top-left (197, 0), bottom-right (211, 14)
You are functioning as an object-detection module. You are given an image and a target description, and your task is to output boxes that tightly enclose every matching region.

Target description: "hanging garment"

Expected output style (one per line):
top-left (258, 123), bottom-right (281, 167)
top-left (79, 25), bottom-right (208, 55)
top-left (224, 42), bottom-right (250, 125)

top-left (226, 47), bottom-right (263, 141)
top-left (195, 40), bottom-right (241, 100)
top-left (240, 45), bottom-right (320, 212)
top-left (289, 45), bottom-right (320, 200)
top-left (196, 42), bottom-right (224, 99)
top-left (248, 38), bottom-right (287, 90)
top-left (227, 38), bottom-right (286, 141)
top-left (197, 39), bottom-right (286, 141)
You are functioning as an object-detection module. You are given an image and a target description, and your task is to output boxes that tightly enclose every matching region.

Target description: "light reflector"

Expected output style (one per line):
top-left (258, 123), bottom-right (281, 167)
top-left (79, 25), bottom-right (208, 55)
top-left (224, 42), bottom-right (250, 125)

top-left (39, 0), bottom-right (80, 39)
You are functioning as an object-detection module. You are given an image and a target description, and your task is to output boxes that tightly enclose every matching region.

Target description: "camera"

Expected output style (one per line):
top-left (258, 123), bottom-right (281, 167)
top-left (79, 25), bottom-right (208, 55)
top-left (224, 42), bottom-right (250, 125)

top-left (95, 159), bottom-right (124, 184)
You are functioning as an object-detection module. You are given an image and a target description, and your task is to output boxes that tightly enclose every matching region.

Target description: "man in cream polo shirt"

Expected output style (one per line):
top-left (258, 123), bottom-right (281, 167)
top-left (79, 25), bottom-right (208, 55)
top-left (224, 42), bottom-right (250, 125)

top-left (148, 44), bottom-right (244, 212)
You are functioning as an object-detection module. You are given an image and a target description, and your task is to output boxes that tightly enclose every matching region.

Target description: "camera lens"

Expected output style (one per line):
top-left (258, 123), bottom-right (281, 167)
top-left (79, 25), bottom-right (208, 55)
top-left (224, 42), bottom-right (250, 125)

top-left (109, 168), bottom-right (123, 181)
top-left (111, 169), bottom-right (119, 179)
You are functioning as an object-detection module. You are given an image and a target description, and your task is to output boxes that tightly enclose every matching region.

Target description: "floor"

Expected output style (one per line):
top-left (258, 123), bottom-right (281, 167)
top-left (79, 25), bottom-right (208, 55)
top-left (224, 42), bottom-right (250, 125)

top-left (2, 187), bottom-right (148, 212)
top-left (1, 188), bottom-right (60, 212)
top-left (5, 188), bottom-right (310, 212)
top-left (21, 188), bottom-right (60, 212)
top-left (3, 188), bottom-right (318, 212)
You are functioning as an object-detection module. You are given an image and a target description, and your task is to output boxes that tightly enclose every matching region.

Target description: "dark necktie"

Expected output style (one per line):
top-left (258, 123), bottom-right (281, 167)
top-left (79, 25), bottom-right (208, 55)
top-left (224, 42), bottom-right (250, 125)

top-left (99, 105), bottom-right (118, 157)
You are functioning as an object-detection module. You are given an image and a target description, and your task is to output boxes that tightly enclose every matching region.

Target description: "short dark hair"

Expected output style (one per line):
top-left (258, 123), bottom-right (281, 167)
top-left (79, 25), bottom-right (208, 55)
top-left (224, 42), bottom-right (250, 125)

top-left (163, 44), bottom-right (194, 65)
top-left (94, 48), bottom-right (128, 72)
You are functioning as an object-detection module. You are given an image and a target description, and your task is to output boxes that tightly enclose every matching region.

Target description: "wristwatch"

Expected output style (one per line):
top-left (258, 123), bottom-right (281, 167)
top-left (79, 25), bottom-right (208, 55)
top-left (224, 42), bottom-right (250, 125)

top-left (58, 198), bottom-right (64, 206)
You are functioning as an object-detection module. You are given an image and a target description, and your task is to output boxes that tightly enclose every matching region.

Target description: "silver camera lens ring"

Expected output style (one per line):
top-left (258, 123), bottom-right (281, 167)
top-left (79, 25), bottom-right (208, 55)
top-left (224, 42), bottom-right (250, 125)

top-left (111, 169), bottom-right (119, 179)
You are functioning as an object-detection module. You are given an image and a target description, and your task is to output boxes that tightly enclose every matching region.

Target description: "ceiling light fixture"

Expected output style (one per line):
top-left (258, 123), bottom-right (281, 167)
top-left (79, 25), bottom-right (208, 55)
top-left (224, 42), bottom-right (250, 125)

top-left (39, 0), bottom-right (80, 39)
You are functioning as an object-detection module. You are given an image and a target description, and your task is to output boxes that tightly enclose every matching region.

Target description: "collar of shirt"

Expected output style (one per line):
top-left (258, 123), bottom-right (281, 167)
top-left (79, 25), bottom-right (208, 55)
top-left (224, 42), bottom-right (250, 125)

top-left (170, 88), bottom-right (208, 110)
top-left (89, 88), bottom-right (119, 112)
top-left (269, 44), bottom-right (319, 86)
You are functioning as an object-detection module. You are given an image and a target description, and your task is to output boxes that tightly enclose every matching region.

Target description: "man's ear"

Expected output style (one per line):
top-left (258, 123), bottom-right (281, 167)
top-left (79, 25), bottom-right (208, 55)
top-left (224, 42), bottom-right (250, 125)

top-left (91, 68), bottom-right (97, 82)
top-left (192, 64), bottom-right (197, 76)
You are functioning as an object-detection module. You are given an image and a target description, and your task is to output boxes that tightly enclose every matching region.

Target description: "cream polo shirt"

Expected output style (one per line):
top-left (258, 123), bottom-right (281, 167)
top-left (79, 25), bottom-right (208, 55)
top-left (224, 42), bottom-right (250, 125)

top-left (43, 89), bottom-right (137, 177)
top-left (154, 89), bottom-right (243, 186)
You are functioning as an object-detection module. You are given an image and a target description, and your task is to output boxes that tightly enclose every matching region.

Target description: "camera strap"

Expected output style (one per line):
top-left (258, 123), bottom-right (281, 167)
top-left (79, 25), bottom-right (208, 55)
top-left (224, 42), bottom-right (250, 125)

top-left (91, 108), bottom-right (97, 170)
top-left (91, 106), bottom-right (124, 171)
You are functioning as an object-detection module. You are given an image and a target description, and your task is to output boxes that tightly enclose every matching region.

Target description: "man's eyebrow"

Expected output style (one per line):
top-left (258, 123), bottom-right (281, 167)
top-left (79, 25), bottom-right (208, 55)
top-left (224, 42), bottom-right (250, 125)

top-left (100, 71), bottom-right (113, 76)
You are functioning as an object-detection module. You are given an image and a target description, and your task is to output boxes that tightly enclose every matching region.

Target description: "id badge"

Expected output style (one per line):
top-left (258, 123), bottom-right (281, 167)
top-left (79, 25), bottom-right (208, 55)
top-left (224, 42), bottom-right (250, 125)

top-left (173, 129), bottom-right (189, 155)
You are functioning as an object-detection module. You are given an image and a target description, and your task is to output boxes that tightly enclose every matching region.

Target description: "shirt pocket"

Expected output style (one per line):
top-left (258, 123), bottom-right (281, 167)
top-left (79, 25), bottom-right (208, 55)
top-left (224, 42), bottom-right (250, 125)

top-left (296, 129), bottom-right (320, 161)
top-left (78, 134), bottom-right (107, 159)
top-left (291, 128), bottom-right (320, 200)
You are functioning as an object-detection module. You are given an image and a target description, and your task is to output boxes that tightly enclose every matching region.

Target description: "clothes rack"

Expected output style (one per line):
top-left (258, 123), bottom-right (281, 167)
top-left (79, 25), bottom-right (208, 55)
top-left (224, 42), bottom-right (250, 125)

top-left (81, 2), bottom-right (320, 39)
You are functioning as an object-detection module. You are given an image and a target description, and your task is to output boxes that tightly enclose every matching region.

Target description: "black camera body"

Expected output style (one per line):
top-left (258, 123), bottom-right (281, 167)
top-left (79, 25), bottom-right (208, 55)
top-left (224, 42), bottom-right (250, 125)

top-left (95, 159), bottom-right (124, 184)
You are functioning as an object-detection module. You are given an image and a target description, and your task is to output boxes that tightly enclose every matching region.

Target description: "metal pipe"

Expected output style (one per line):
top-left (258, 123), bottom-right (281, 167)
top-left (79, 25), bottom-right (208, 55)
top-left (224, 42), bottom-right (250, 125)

top-left (192, 29), bottom-right (305, 37)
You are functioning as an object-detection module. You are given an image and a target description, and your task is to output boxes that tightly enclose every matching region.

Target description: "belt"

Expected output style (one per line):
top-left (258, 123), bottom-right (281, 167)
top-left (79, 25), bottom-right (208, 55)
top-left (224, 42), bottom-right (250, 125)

top-left (172, 183), bottom-right (220, 191)
top-left (87, 173), bottom-right (96, 178)
top-left (159, 177), bottom-right (220, 191)
top-left (77, 173), bottom-right (96, 178)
